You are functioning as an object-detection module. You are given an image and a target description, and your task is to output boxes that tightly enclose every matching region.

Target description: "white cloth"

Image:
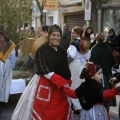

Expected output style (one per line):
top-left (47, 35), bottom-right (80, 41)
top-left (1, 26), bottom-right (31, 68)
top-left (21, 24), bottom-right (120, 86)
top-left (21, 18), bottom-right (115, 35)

top-left (0, 49), bottom-right (16, 102)
top-left (69, 59), bottom-right (86, 110)
top-left (67, 44), bottom-right (91, 110)
top-left (11, 74), bottom-right (40, 120)
top-left (10, 79), bottom-right (26, 94)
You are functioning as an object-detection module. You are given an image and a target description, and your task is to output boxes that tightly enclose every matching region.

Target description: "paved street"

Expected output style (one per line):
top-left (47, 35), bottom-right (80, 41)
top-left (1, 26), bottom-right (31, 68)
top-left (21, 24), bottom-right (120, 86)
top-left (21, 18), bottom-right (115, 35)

top-left (0, 94), bottom-right (119, 120)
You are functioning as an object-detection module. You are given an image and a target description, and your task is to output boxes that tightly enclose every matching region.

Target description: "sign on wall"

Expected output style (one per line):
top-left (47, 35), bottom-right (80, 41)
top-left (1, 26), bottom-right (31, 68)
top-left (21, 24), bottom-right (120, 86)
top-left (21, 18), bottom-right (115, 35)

top-left (84, 0), bottom-right (91, 20)
top-left (41, 0), bottom-right (58, 10)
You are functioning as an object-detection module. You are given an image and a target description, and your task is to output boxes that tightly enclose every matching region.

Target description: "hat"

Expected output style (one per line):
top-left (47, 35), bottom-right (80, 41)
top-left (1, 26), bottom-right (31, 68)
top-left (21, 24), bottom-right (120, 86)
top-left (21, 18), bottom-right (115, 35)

top-left (80, 62), bottom-right (101, 79)
top-left (48, 24), bottom-right (62, 39)
top-left (79, 37), bottom-right (91, 54)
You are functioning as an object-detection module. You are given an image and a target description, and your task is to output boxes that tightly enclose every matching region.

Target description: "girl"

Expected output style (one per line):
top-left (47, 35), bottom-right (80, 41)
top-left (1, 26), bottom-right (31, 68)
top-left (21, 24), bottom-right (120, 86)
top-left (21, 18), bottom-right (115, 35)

top-left (63, 62), bottom-right (120, 120)
top-left (67, 26), bottom-right (91, 117)
top-left (11, 24), bottom-right (72, 120)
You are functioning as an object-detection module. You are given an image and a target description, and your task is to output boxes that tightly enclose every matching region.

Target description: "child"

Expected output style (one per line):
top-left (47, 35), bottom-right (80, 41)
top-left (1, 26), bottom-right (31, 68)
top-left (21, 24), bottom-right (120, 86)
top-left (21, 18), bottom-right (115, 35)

top-left (63, 62), bottom-right (120, 120)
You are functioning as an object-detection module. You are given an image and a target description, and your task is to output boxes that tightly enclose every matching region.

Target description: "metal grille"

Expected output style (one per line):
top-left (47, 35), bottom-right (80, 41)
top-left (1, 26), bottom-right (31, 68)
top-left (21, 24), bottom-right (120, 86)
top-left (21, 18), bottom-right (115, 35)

top-left (64, 13), bottom-right (85, 30)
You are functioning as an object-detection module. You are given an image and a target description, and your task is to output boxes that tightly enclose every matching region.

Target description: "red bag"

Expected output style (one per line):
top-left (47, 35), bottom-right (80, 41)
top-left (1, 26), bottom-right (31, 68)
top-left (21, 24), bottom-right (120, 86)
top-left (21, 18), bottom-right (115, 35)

top-left (112, 50), bottom-right (120, 63)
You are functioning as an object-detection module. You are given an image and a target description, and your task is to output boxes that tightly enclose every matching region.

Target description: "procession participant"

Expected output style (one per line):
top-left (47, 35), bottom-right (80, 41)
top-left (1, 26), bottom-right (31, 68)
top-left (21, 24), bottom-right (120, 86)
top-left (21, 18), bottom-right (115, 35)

top-left (89, 33), bottom-right (116, 112)
top-left (63, 62), bottom-right (120, 120)
top-left (11, 24), bottom-right (73, 120)
top-left (26, 25), bottom-right (49, 75)
top-left (67, 26), bottom-right (91, 118)
top-left (0, 24), bottom-right (16, 103)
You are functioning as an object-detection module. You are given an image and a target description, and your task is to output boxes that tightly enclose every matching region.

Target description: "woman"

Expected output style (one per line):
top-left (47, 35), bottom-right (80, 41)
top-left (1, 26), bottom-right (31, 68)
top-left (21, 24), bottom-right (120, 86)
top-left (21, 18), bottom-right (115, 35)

top-left (106, 28), bottom-right (120, 68)
top-left (67, 26), bottom-right (91, 118)
top-left (11, 24), bottom-right (72, 120)
top-left (83, 26), bottom-right (96, 48)
top-left (0, 24), bottom-right (16, 103)
top-left (106, 28), bottom-right (119, 52)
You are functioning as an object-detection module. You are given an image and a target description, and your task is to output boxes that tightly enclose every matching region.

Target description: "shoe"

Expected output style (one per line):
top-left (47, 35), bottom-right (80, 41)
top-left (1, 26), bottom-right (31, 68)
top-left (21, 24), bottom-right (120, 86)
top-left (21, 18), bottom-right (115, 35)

top-left (73, 109), bottom-right (81, 115)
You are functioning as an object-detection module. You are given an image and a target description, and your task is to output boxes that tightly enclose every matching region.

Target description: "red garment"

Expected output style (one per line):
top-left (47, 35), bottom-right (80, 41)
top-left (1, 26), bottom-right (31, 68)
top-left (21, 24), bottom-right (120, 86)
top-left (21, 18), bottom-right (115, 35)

top-left (32, 76), bottom-right (72, 120)
top-left (102, 87), bottom-right (119, 99)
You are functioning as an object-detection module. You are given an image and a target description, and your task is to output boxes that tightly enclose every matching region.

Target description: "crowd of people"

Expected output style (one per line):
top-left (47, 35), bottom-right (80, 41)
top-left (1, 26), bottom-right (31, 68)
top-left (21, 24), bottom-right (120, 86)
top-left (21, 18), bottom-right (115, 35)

top-left (0, 22), bottom-right (120, 120)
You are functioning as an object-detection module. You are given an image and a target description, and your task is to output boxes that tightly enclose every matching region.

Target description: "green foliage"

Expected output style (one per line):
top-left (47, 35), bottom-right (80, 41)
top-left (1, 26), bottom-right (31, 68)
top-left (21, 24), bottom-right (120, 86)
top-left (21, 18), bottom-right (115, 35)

top-left (0, 0), bottom-right (33, 45)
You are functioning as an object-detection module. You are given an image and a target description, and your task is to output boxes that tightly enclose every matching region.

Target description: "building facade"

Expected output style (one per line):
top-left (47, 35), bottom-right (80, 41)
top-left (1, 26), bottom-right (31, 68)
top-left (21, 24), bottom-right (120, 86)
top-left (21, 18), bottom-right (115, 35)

top-left (45, 0), bottom-right (85, 30)
top-left (102, 0), bottom-right (120, 36)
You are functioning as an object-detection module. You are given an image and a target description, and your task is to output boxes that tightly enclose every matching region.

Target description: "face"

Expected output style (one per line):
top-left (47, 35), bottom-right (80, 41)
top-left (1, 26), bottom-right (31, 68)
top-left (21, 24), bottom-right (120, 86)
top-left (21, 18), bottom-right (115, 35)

top-left (49, 31), bottom-right (61, 47)
top-left (87, 28), bottom-right (92, 34)
top-left (0, 34), bottom-right (6, 46)
top-left (91, 69), bottom-right (103, 83)
top-left (108, 32), bottom-right (113, 36)
top-left (71, 29), bottom-right (78, 40)
top-left (63, 24), bottom-right (68, 31)
top-left (40, 30), bottom-right (46, 37)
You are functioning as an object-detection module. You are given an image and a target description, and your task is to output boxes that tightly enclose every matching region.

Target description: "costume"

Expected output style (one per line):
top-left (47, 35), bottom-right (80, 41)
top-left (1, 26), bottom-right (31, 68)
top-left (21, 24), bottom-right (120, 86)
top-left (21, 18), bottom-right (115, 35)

top-left (75, 79), bottom-right (119, 120)
top-left (0, 40), bottom-right (16, 102)
top-left (63, 62), bottom-right (120, 120)
top-left (64, 78), bottom-right (119, 120)
top-left (12, 44), bottom-right (72, 120)
top-left (67, 37), bottom-right (91, 110)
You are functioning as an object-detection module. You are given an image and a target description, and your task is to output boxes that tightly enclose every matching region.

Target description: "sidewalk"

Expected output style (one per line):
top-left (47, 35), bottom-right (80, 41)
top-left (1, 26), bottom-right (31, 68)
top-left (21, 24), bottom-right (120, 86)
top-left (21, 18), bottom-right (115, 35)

top-left (110, 95), bottom-right (120, 116)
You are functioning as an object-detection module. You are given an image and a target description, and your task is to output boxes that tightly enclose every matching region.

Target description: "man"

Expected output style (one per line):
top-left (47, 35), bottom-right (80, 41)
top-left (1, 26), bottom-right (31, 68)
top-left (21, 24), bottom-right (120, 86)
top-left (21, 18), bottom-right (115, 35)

top-left (60, 23), bottom-right (71, 52)
top-left (26, 25), bottom-right (49, 75)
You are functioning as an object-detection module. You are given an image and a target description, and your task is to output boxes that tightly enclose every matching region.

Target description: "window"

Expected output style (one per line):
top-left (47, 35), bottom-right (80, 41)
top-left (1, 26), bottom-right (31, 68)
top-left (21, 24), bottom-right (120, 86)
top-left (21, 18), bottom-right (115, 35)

top-left (102, 8), bottom-right (120, 37)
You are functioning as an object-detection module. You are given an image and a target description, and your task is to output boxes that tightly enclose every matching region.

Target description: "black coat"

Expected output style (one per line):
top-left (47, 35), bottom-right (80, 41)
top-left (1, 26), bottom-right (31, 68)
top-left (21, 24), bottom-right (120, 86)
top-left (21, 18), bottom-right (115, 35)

top-left (59, 30), bottom-right (71, 52)
top-left (75, 79), bottom-right (105, 110)
top-left (106, 35), bottom-right (119, 52)
top-left (89, 42), bottom-right (116, 74)
top-left (35, 44), bottom-right (71, 80)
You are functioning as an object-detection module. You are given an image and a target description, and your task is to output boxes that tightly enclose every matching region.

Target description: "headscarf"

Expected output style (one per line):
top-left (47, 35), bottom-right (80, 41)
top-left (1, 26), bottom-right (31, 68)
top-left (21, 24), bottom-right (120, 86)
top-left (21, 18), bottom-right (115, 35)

top-left (80, 62), bottom-right (101, 79)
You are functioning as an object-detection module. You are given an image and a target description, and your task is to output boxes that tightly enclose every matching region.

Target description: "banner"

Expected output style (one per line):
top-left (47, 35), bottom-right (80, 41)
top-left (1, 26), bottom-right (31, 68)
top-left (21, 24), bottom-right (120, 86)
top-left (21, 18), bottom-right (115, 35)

top-left (41, 0), bottom-right (58, 10)
top-left (84, 0), bottom-right (91, 20)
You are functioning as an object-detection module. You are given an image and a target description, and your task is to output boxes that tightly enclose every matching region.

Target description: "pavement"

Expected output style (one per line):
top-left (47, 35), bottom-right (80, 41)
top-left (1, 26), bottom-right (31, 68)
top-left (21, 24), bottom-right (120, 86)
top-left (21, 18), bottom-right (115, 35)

top-left (109, 95), bottom-right (120, 119)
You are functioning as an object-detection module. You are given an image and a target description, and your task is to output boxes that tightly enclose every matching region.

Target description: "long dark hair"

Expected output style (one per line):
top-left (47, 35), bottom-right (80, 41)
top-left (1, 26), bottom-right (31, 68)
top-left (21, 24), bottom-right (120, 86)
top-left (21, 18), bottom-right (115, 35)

top-left (108, 28), bottom-right (116, 36)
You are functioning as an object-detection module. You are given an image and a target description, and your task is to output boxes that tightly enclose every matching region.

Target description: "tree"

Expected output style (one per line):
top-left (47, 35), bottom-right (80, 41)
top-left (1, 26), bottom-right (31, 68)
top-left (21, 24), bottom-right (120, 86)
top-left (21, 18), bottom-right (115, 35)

top-left (35, 0), bottom-right (46, 26)
top-left (0, 0), bottom-right (33, 45)
top-left (83, 0), bottom-right (109, 33)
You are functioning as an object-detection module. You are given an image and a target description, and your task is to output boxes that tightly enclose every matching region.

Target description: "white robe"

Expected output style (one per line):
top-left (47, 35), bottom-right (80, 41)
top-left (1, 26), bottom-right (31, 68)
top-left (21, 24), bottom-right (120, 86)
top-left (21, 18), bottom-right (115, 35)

top-left (0, 49), bottom-right (16, 102)
top-left (68, 44), bottom-right (91, 110)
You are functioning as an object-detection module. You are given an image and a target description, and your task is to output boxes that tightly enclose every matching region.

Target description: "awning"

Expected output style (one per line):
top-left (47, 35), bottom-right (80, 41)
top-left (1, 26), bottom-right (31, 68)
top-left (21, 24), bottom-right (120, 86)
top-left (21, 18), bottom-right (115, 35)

top-left (59, 6), bottom-right (83, 13)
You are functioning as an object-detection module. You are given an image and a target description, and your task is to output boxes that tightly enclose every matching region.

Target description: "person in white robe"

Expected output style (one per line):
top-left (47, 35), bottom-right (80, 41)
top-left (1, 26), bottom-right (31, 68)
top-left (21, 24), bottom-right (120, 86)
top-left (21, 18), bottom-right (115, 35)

top-left (0, 24), bottom-right (16, 103)
top-left (67, 26), bottom-right (91, 119)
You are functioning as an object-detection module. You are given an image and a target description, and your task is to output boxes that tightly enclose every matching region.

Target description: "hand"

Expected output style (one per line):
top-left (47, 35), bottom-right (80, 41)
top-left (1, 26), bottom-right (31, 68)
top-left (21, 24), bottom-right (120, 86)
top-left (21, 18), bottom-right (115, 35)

top-left (109, 77), bottom-right (118, 85)
top-left (108, 40), bottom-right (111, 44)
top-left (115, 82), bottom-right (120, 93)
top-left (64, 83), bottom-right (70, 88)
top-left (116, 82), bottom-right (120, 87)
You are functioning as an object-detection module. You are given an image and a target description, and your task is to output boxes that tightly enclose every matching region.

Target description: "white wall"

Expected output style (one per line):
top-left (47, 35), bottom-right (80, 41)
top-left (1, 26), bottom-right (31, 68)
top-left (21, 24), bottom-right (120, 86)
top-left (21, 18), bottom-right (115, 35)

top-left (53, 10), bottom-right (59, 25)
top-left (46, 10), bottom-right (59, 26)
